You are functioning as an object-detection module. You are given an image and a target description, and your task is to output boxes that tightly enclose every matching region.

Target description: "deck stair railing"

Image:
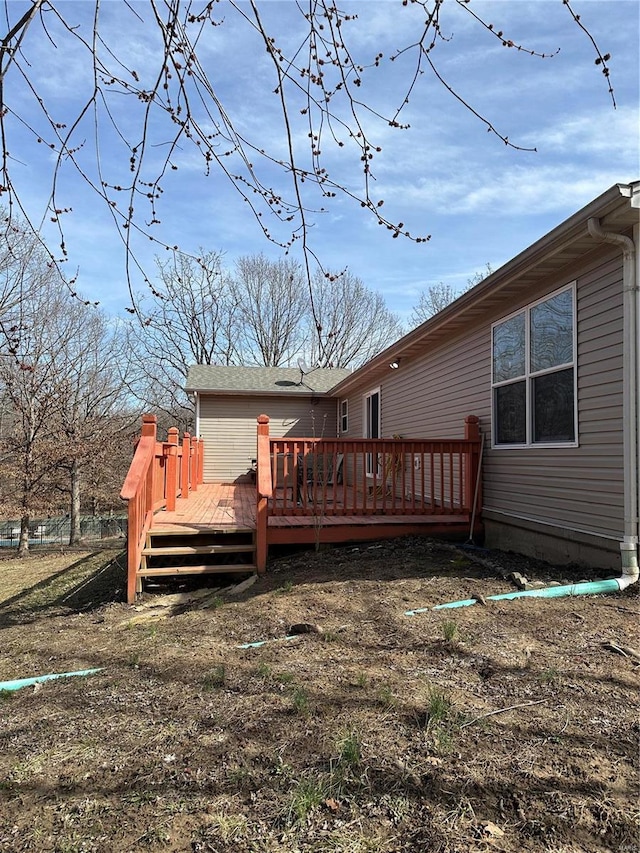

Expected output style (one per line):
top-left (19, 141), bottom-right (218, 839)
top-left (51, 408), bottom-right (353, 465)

top-left (120, 415), bottom-right (204, 602)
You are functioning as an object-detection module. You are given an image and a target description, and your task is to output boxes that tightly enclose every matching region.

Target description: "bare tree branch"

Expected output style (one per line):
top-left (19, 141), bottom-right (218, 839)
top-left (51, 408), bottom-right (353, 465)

top-left (0, 0), bottom-right (617, 359)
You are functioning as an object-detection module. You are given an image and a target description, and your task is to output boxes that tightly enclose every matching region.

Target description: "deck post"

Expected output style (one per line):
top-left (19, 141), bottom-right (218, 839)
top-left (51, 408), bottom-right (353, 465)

top-left (165, 427), bottom-right (179, 512)
top-left (181, 432), bottom-right (191, 498)
top-left (127, 414), bottom-right (157, 604)
top-left (197, 437), bottom-right (204, 484)
top-left (126, 491), bottom-right (140, 605)
top-left (142, 415), bottom-right (157, 522)
top-left (256, 414), bottom-right (271, 574)
top-left (464, 415), bottom-right (481, 516)
top-left (190, 435), bottom-right (199, 492)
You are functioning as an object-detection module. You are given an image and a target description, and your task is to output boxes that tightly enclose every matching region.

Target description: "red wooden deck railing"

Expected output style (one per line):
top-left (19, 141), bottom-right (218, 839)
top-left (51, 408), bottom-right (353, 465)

top-left (120, 415), bottom-right (204, 602)
top-left (121, 413), bottom-right (481, 594)
top-left (255, 414), bottom-right (482, 569)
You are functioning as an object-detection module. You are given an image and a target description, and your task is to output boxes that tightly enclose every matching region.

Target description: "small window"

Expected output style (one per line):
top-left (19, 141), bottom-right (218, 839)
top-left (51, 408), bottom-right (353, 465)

top-left (492, 284), bottom-right (576, 447)
top-left (340, 399), bottom-right (348, 434)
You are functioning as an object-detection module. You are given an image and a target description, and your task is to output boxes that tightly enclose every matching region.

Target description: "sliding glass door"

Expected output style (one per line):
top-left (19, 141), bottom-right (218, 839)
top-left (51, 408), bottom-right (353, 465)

top-left (364, 388), bottom-right (380, 476)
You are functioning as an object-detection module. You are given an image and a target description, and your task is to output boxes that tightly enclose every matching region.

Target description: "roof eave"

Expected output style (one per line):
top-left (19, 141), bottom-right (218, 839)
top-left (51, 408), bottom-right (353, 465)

top-left (184, 387), bottom-right (335, 396)
top-left (329, 181), bottom-right (638, 398)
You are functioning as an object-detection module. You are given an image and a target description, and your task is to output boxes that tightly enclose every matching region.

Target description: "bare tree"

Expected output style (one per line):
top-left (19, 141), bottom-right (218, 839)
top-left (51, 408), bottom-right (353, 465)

top-left (127, 251), bottom-right (238, 428)
top-left (82, 413), bottom-right (141, 518)
top-left (231, 254), bottom-right (308, 366)
top-left (0, 219), bottom-right (38, 324)
top-left (138, 250), bottom-right (400, 377)
top-left (410, 282), bottom-right (458, 325)
top-left (47, 308), bottom-right (135, 544)
top-left (466, 263), bottom-right (494, 289)
top-left (0, 1), bottom-right (615, 357)
top-left (0, 272), bottom-right (74, 552)
top-left (0, 225), bottom-right (135, 546)
top-left (0, 215), bottom-right (58, 363)
top-left (307, 269), bottom-right (403, 368)
top-left (410, 263), bottom-right (494, 326)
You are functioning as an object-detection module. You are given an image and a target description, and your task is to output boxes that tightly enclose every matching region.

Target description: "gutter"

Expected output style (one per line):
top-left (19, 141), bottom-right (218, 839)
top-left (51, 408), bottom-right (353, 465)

top-left (405, 209), bottom-right (639, 615)
top-left (330, 183), bottom-right (637, 399)
top-left (184, 388), bottom-right (334, 397)
top-left (587, 216), bottom-right (639, 588)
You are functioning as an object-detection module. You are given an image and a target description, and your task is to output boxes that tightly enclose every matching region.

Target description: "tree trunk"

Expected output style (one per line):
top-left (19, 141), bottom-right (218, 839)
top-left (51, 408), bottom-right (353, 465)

top-left (18, 458), bottom-right (32, 555)
top-left (18, 513), bottom-right (30, 556)
top-left (69, 459), bottom-right (83, 545)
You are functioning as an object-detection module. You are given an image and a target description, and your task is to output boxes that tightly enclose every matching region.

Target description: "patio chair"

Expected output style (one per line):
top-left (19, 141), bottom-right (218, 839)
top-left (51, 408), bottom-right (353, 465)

top-left (305, 453), bottom-right (344, 503)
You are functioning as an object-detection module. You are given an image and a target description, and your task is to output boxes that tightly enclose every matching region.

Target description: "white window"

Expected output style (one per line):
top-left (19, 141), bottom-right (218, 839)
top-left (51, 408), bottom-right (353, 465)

top-left (340, 399), bottom-right (348, 434)
top-left (492, 284), bottom-right (577, 447)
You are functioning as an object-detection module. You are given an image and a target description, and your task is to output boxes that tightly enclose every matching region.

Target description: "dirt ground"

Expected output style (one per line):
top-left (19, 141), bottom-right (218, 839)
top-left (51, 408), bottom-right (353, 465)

top-left (0, 538), bottom-right (638, 853)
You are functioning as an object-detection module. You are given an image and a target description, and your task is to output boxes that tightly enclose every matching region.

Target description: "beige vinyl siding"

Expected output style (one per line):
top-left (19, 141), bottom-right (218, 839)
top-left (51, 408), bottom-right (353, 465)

top-left (199, 395), bottom-right (338, 482)
top-left (339, 248), bottom-right (624, 542)
top-left (382, 326), bottom-right (489, 439)
top-left (340, 328), bottom-right (489, 495)
top-left (484, 252), bottom-right (624, 539)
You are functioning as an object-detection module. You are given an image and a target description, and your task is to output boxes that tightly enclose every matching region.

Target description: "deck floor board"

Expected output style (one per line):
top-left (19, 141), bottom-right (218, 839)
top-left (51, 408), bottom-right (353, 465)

top-left (149, 483), bottom-right (472, 539)
top-left (151, 483), bottom-right (257, 533)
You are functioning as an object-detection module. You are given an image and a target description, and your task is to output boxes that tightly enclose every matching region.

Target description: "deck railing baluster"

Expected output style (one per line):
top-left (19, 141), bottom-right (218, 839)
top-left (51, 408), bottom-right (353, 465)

top-left (449, 444), bottom-right (454, 511)
top-left (400, 443), bottom-right (407, 513)
top-left (181, 433), bottom-right (190, 497)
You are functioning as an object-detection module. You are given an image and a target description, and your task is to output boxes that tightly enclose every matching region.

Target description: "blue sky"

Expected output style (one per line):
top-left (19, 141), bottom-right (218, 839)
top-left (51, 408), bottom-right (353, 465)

top-left (6, 0), bottom-right (639, 323)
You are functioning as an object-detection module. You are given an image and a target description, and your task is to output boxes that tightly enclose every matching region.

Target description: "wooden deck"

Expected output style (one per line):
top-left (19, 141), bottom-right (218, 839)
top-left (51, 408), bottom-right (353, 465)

top-left (149, 482), bottom-right (475, 544)
top-left (121, 416), bottom-right (483, 601)
top-left (151, 483), bottom-right (256, 533)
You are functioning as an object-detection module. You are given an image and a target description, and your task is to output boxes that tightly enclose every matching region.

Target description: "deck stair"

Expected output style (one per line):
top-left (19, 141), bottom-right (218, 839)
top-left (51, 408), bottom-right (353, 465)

top-left (139, 527), bottom-right (257, 580)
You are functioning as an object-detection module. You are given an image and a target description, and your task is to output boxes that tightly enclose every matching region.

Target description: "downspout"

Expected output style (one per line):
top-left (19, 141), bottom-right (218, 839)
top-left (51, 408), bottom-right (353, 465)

top-left (587, 217), bottom-right (639, 590)
top-left (406, 214), bottom-right (639, 616)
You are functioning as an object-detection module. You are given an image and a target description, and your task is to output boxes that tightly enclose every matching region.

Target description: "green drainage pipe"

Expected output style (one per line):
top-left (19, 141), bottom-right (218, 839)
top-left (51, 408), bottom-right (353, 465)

top-left (0, 668), bottom-right (102, 692)
top-left (406, 577), bottom-right (632, 616)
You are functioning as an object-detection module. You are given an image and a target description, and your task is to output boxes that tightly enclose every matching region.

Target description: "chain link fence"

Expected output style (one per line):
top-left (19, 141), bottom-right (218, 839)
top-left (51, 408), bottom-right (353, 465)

top-left (0, 515), bottom-right (127, 547)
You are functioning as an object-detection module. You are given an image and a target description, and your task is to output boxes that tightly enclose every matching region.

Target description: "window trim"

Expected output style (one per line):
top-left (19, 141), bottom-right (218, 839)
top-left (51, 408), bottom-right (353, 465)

top-left (491, 282), bottom-right (578, 449)
top-left (340, 399), bottom-right (348, 434)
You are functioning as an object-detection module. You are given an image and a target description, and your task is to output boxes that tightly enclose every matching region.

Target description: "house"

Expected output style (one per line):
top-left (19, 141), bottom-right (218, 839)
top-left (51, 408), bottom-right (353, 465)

top-left (121, 181), bottom-right (638, 600)
top-left (185, 365), bottom-right (351, 482)
top-left (328, 180), bottom-right (639, 572)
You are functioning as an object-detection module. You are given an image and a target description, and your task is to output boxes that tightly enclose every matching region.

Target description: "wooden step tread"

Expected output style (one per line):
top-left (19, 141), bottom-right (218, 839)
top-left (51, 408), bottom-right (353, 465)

top-left (142, 544), bottom-right (255, 556)
top-left (148, 526), bottom-right (254, 536)
top-left (138, 564), bottom-right (257, 577)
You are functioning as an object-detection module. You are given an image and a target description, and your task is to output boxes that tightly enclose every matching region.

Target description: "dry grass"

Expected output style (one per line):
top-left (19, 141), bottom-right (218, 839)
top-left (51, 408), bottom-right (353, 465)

top-left (0, 539), bottom-right (638, 852)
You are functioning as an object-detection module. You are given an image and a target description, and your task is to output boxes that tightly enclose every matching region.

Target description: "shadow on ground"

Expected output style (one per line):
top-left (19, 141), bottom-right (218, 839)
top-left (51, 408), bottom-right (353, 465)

top-left (0, 550), bottom-right (126, 627)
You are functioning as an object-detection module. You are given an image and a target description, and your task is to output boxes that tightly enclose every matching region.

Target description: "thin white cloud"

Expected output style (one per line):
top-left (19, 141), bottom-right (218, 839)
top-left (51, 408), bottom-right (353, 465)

top-left (526, 106), bottom-right (639, 157)
top-left (382, 164), bottom-right (635, 216)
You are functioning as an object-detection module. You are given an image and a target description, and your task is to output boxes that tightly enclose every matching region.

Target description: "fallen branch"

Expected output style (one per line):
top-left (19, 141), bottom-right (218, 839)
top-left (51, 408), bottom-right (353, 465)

top-left (461, 698), bottom-right (548, 729)
top-left (602, 640), bottom-right (640, 662)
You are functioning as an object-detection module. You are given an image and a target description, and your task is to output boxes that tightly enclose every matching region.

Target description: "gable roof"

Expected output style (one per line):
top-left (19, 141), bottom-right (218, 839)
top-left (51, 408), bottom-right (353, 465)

top-left (185, 365), bottom-right (351, 396)
top-left (329, 180), bottom-right (639, 398)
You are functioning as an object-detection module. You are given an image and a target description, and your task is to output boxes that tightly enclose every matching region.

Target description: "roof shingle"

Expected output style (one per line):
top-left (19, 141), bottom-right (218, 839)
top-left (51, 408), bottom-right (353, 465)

top-left (185, 365), bottom-right (351, 395)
